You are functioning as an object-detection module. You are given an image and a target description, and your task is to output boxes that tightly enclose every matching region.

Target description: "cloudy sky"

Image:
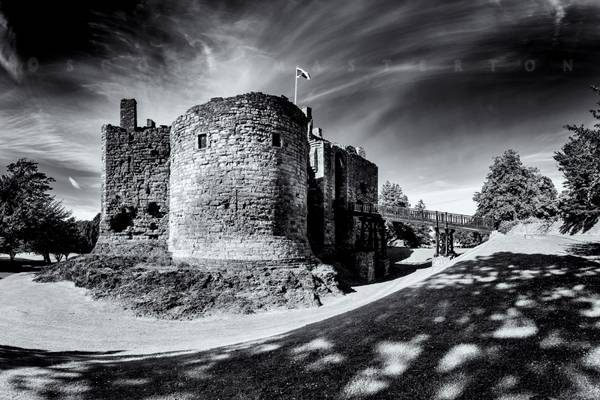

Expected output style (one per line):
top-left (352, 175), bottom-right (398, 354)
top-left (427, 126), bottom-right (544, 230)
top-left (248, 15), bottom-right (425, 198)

top-left (1, 0), bottom-right (600, 219)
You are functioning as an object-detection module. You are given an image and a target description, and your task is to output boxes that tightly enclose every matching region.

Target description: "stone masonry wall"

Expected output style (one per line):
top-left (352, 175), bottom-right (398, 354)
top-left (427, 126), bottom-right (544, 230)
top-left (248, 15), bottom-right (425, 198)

top-left (306, 124), bottom-right (387, 280)
top-left (169, 93), bottom-right (313, 263)
top-left (95, 103), bottom-right (170, 257)
top-left (330, 144), bottom-right (378, 248)
top-left (306, 125), bottom-right (386, 280)
top-left (335, 146), bottom-right (384, 279)
top-left (337, 145), bottom-right (378, 206)
top-left (308, 138), bottom-right (336, 257)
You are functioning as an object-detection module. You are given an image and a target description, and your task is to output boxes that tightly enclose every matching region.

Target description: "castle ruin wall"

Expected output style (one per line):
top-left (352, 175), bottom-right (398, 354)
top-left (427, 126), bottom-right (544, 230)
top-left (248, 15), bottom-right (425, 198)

top-left (95, 99), bottom-right (170, 257)
top-left (168, 93), bottom-right (313, 264)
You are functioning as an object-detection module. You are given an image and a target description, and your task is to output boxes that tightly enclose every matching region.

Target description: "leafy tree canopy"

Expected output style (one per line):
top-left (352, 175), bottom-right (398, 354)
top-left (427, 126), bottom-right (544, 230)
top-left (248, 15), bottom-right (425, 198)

top-left (379, 181), bottom-right (410, 208)
top-left (0, 159), bottom-right (56, 261)
top-left (455, 230), bottom-right (485, 248)
top-left (555, 85), bottom-right (600, 233)
top-left (0, 159), bottom-right (99, 263)
top-left (76, 213), bottom-right (101, 254)
top-left (379, 182), bottom-right (429, 247)
top-left (474, 149), bottom-right (557, 226)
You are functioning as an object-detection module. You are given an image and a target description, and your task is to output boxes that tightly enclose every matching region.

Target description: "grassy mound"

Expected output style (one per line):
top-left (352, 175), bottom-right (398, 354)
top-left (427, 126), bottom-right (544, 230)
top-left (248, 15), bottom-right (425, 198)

top-left (35, 256), bottom-right (343, 319)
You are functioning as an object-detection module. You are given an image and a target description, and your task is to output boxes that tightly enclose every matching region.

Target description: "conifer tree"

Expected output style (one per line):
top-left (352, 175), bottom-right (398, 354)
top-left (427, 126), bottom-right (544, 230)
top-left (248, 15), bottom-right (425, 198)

top-left (379, 180), bottom-right (410, 208)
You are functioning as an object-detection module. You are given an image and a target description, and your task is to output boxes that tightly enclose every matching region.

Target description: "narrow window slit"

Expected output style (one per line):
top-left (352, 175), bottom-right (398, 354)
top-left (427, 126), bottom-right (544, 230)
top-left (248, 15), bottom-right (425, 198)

top-left (272, 132), bottom-right (281, 147)
top-left (198, 134), bottom-right (207, 149)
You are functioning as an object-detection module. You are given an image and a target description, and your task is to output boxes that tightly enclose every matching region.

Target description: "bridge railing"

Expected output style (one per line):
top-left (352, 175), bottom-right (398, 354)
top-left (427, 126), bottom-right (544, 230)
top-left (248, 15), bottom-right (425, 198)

top-left (351, 202), bottom-right (494, 232)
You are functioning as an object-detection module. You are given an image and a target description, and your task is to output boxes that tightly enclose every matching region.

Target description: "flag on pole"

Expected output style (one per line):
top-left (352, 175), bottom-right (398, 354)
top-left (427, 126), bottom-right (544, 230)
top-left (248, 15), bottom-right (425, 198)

top-left (296, 66), bottom-right (311, 80)
top-left (294, 66), bottom-right (311, 104)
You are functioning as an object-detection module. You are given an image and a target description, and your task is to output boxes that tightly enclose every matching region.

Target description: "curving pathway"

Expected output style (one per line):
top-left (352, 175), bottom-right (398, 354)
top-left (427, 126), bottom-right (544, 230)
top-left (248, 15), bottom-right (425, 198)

top-left (0, 247), bottom-right (471, 355)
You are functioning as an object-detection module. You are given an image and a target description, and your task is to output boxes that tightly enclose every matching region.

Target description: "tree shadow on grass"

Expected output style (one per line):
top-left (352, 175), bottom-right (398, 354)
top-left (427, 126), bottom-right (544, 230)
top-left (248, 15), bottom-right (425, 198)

top-left (387, 247), bottom-right (414, 264)
top-left (4, 251), bottom-right (600, 399)
top-left (566, 241), bottom-right (600, 258)
top-left (357, 247), bottom-right (432, 285)
top-left (0, 346), bottom-right (123, 372)
top-left (385, 259), bottom-right (432, 281)
top-left (560, 215), bottom-right (600, 236)
top-left (0, 257), bottom-right (45, 273)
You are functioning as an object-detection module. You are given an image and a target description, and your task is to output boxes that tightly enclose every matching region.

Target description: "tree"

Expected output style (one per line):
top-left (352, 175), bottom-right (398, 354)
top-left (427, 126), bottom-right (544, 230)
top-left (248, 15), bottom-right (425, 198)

top-left (0, 159), bottom-right (98, 263)
top-left (474, 149), bottom-right (558, 226)
top-left (0, 202), bottom-right (26, 262)
top-left (554, 86), bottom-right (600, 233)
top-left (410, 199), bottom-right (432, 246)
top-left (455, 230), bottom-right (484, 248)
top-left (0, 226), bottom-right (24, 263)
top-left (75, 213), bottom-right (101, 254)
top-left (379, 182), bottom-right (430, 247)
top-left (27, 200), bottom-right (71, 263)
top-left (49, 217), bottom-right (81, 262)
top-left (379, 181), bottom-right (409, 245)
top-left (379, 181), bottom-right (410, 208)
top-left (0, 159), bottom-right (55, 262)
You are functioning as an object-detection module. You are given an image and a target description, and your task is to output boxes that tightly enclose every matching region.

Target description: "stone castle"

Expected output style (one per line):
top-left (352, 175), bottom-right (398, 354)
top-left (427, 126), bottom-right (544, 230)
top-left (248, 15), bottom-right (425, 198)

top-left (95, 93), bottom-right (388, 281)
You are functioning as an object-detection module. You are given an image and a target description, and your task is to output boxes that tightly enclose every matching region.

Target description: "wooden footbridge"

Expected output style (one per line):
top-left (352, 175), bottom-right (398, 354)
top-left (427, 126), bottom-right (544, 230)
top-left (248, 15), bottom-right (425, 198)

top-left (352, 203), bottom-right (495, 257)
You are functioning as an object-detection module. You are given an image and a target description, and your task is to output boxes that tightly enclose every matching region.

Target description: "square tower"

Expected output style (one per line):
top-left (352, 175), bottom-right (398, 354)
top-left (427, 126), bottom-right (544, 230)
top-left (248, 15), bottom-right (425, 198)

top-left (120, 98), bottom-right (137, 131)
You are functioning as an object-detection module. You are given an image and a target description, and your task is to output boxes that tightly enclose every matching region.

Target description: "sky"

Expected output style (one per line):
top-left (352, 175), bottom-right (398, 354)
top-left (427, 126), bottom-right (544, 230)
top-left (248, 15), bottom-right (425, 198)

top-left (1, 0), bottom-right (600, 219)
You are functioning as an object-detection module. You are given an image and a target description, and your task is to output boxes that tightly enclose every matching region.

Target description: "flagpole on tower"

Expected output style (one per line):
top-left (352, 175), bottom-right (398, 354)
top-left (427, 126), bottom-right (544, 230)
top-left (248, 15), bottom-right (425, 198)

top-left (294, 66), bottom-right (299, 105)
top-left (293, 66), bottom-right (311, 105)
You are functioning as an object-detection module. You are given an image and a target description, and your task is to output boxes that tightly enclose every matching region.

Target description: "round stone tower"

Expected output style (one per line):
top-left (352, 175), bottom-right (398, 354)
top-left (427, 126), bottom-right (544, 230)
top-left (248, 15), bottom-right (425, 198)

top-left (169, 93), bottom-right (313, 264)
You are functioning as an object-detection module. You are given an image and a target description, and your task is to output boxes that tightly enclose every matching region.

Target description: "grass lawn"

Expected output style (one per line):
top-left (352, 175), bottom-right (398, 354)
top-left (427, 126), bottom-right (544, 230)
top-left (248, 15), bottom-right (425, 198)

top-left (2, 236), bottom-right (600, 399)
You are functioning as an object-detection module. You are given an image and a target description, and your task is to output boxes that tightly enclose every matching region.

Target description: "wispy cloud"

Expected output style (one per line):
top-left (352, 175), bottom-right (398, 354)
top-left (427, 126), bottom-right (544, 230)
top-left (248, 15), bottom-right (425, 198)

top-left (68, 176), bottom-right (81, 190)
top-left (0, 0), bottom-right (599, 217)
top-left (522, 151), bottom-right (556, 163)
top-left (0, 3), bottom-right (21, 81)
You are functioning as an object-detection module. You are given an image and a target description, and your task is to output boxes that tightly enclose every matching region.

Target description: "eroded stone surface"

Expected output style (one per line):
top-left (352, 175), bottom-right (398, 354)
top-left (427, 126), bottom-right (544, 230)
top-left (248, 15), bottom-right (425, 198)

top-left (95, 102), bottom-right (170, 257)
